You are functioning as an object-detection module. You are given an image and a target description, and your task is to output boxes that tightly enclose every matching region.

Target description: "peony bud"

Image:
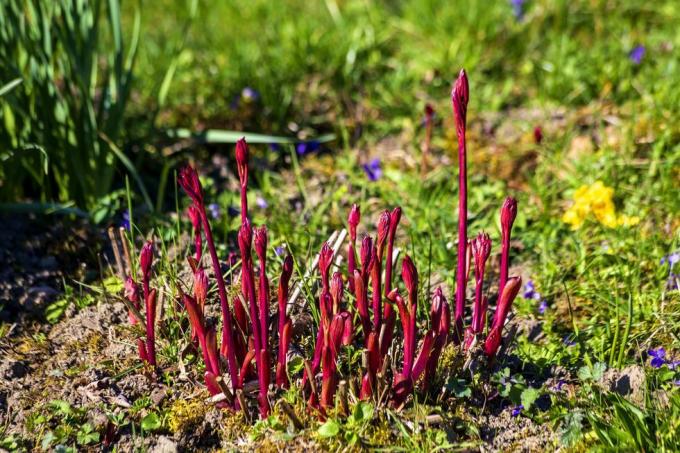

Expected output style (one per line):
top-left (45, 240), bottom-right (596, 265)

top-left (177, 165), bottom-right (204, 205)
top-left (348, 204), bottom-right (360, 241)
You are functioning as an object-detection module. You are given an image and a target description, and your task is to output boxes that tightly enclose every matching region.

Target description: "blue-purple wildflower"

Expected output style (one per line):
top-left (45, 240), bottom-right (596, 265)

top-left (538, 300), bottom-right (548, 314)
top-left (256, 196), bottom-right (268, 209)
top-left (649, 348), bottom-right (666, 368)
top-left (629, 46), bottom-right (645, 65)
top-left (510, 0), bottom-right (525, 21)
top-left (241, 87), bottom-right (260, 102)
top-left (275, 246), bottom-right (285, 257)
top-left (553, 380), bottom-right (565, 391)
top-left (207, 203), bottom-right (221, 219)
top-left (121, 211), bottom-right (131, 231)
top-left (296, 141), bottom-right (320, 156)
top-left (268, 143), bottom-right (282, 152)
top-left (660, 252), bottom-right (680, 267)
top-left (511, 405), bottom-right (523, 417)
top-left (362, 158), bottom-right (382, 182)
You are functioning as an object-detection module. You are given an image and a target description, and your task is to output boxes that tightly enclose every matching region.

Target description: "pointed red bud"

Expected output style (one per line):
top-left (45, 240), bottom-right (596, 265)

top-left (139, 241), bottom-right (154, 280)
top-left (177, 165), bottom-right (204, 205)
top-left (492, 276), bottom-right (521, 331)
top-left (281, 254), bottom-right (293, 284)
top-left (235, 137), bottom-right (249, 186)
top-left (501, 197), bottom-right (518, 231)
top-left (330, 272), bottom-right (343, 311)
top-left (376, 210), bottom-right (391, 253)
top-left (471, 232), bottom-right (492, 278)
top-left (238, 220), bottom-right (253, 256)
top-left (254, 226), bottom-right (268, 261)
top-left (318, 242), bottom-right (334, 286)
top-left (389, 207), bottom-right (402, 236)
top-left (401, 255), bottom-right (418, 299)
top-left (452, 69), bottom-right (469, 136)
top-left (348, 204), bottom-right (360, 241)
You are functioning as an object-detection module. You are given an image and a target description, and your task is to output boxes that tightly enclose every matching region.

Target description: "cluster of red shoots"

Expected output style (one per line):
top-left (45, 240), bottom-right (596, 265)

top-left (121, 69), bottom-right (522, 419)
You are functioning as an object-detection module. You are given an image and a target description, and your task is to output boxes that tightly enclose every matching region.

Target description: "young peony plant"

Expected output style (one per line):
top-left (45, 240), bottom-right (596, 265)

top-left (121, 69), bottom-right (523, 420)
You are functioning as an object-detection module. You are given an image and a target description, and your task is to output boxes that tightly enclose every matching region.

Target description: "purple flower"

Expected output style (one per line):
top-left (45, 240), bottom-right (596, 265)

top-left (538, 300), bottom-right (548, 314)
top-left (362, 158), bottom-right (382, 182)
top-left (674, 380), bottom-right (680, 387)
top-left (648, 348), bottom-right (666, 368)
top-left (275, 246), bottom-right (285, 257)
top-left (660, 252), bottom-right (680, 267)
top-left (207, 203), bottom-right (220, 219)
top-left (523, 280), bottom-right (542, 301)
top-left (296, 141), bottom-right (320, 156)
top-left (241, 87), bottom-right (260, 102)
top-left (511, 405), bottom-right (523, 417)
top-left (629, 46), bottom-right (645, 65)
top-left (121, 211), bottom-right (130, 231)
top-left (268, 143), bottom-right (282, 152)
top-left (256, 196), bottom-right (268, 209)
top-left (553, 380), bottom-right (565, 391)
top-left (510, 0), bottom-right (525, 20)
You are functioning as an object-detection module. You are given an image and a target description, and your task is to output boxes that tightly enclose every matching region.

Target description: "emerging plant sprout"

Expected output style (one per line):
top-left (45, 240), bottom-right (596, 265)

top-left (119, 70), bottom-right (522, 420)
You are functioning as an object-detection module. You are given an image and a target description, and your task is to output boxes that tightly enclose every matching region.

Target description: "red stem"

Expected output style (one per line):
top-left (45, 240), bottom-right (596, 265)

top-left (200, 206), bottom-right (240, 394)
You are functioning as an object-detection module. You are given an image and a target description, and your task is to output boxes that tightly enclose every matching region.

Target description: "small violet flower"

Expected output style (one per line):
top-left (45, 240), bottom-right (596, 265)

top-left (648, 348), bottom-right (666, 368)
top-left (538, 300), bottom-right (548, 314)
top-left (362, 158), bottom-right (382, 182)
top-left (296, 141), bottom-right (320, 156)
top-left (121, 211), bottom-right (130, 231)
top-left (275, 246), bottom-right (285, 257)
top-left (629, 46), bottom-right (645, 65)
top-left (660, 252), bottom-right (680, 267)
top-left (241, 87), bottom-right (260, 102)
top-left (510, 0), bottom-right (525, 21)
top-left (553, 380), bottom-right (565, 391)
top-left (207, 203), bottom-right (220, 219)
top-left (256, 196), bottom-right (268, 209)
top-left (511, 404), bottom-right (524, 417)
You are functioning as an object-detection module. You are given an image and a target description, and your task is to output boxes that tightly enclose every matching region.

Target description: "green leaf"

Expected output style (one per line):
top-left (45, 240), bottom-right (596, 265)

top-left (559, 411), bottom-right (584, 446)
top-left (0, 78), bottom-right (22, 97)
top-left (76, 423), bottom-right (99, 445)
top-left (317, 419), bottom-right (340, 438)
top-left (141, 412), bottom-right (162, 431)
top-left (520, 387), bottom-right (540, 410)
top-left (445, 377), bottom-right (472, 398)
top-left (351, 402), bottom-right (373, 423)
top-left (166, 128), bottom-right (336, 145)
top-left (46, 299), bottom-right (70, 324)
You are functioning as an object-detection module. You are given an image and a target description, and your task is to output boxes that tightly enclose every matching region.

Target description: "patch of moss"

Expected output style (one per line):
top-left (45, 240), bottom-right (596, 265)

top-left (220, 409), bottom-right (247, 442)
top-left (167, 397), bottom-right (208, 433)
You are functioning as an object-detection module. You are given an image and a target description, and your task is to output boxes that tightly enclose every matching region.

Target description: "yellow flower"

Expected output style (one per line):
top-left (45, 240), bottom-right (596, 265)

top-left (562, 181), bottom-right (639, 229)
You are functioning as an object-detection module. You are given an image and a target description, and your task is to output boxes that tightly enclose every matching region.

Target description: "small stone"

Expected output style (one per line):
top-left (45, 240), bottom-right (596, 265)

top-left (151, 436), bottom-right (178, 453)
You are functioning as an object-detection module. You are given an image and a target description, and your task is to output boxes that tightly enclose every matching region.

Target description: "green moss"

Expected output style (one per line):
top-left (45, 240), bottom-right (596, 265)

top-left (167, 397), bottom-right (208, 433)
